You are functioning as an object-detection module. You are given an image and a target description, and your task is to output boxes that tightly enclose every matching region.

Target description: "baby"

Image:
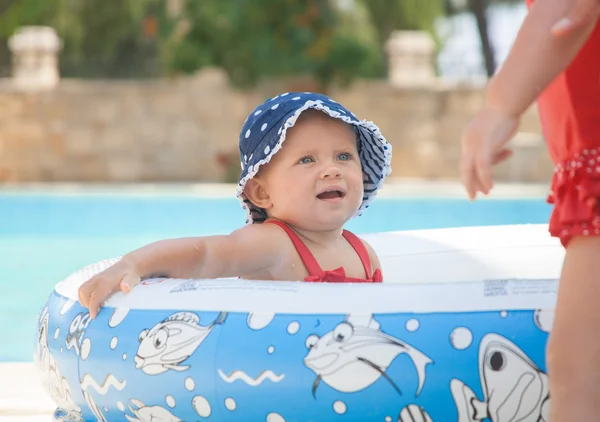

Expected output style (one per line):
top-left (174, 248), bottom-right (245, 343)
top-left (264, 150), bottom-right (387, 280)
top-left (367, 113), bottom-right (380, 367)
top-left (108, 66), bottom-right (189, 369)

top-left (79, 92), bottom-right (392, 318)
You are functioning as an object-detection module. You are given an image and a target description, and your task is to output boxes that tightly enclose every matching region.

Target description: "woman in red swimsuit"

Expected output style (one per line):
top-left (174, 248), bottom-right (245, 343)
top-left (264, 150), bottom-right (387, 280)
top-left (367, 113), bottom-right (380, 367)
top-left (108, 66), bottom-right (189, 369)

top-left (460, 1), bottom-right (600, 419)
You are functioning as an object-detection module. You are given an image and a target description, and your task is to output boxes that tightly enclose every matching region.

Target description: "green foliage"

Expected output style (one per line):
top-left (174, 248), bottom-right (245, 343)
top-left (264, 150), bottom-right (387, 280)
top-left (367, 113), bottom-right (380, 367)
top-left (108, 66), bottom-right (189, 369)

top-left (360, 0), bottom-right (445, 44)
top-left (59, 0), bottom-right (161, 78)
top-left (356, 0), bottom-right (445, 76)
top-left (0, 0), bottom-right (161, 78)
top-left (0, 0), bottom-right (448, 86)
top-left (0, 0), bottom-right (51, 38)
top-left (166, 0), bottom-right (380, 89)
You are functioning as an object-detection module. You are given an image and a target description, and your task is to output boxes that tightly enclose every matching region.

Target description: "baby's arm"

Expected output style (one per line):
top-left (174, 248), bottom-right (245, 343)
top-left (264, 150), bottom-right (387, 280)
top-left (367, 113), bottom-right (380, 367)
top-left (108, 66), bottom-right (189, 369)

top-left (126, 224), bottom-right (286, 279)
top-left (79, 223), bottom-right (287, 317)
top-left (486, 0), bottom-right (598, 117)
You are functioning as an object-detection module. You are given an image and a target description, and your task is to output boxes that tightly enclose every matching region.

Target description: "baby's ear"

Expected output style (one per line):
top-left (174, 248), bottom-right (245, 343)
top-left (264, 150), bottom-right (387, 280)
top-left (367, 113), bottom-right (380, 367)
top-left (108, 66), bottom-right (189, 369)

top-left (244, 178), bottom-right (272, 210)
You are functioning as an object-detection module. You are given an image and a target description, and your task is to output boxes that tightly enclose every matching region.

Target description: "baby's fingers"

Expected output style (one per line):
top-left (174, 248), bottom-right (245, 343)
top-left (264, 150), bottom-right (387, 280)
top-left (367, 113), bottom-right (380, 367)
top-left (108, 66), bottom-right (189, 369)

top-left (84, 277), bottom-right (118, 319)
top-left (78, 277), bottom-right (96, 309)
top-left (120, 272), bottom-right (140, 293)
top-left (87, 290), bottom-right (109, 319)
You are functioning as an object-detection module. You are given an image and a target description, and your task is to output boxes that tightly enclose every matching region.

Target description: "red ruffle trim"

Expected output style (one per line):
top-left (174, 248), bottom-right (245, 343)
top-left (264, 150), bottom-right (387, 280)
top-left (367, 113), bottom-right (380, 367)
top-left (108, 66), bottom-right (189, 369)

top-left (547, 148), bottom-right (600, 247)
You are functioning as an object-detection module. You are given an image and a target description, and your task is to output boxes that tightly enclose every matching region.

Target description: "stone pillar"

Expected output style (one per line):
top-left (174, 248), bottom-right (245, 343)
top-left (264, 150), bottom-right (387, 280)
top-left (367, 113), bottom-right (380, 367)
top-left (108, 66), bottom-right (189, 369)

top-left (7, 26), bottom-right (62, 91)
top-left (166, 0), bottom-right (185, 17)
top-left (385, 30), bottom-right (436, 88)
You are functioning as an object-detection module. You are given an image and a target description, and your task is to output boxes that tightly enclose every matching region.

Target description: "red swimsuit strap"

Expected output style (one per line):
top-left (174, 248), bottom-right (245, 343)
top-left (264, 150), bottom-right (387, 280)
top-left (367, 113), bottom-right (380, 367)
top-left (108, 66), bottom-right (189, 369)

top-left (265, 219), bottom-right (323, 276)
top-left (265, 220), bottom-right (372, 278)
top-left (341, 229), bottom-right (372, 278)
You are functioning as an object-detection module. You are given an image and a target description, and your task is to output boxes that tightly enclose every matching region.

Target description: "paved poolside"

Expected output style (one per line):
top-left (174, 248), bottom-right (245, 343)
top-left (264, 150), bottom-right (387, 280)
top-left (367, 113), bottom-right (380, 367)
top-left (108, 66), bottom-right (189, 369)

top-left (0, 363), bottom-right (54, 421)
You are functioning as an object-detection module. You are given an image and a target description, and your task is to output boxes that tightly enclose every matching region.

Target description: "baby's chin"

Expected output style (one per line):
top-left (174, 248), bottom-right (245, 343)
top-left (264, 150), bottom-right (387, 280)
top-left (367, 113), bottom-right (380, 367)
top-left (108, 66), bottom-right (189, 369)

top-left (292, 213), bottom-right (357, 232)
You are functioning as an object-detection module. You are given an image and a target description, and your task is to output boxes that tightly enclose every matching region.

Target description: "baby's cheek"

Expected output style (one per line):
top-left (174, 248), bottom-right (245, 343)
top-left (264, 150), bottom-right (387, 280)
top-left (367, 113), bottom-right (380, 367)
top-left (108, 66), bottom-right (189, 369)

top-left (351, 173), bottom-right (364, 190)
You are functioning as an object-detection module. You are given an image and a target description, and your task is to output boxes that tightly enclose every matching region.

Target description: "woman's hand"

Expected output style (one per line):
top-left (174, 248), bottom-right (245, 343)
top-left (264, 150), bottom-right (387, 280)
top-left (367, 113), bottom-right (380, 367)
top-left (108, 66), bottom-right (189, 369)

top-left (460, 107), bottom-right (518, 200)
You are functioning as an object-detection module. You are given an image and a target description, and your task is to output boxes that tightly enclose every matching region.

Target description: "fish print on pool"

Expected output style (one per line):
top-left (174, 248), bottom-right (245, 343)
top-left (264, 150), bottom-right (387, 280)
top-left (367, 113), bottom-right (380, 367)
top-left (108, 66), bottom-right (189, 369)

top-left (451, 333), bottom-right (550, 422)
top-left (303, 313), bottom-right (433, 397)
top-left (134, 311), bottom-right (228, 375)
top-left (34, 291), bottom-right (554, 422)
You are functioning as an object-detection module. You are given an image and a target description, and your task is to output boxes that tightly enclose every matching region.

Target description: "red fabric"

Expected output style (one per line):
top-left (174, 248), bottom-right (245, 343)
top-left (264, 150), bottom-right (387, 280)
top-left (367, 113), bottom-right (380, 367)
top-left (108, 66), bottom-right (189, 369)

top-left (266, 219), bottom-right (383, 283)
top-left (525, 2), bottom-right (600, 247)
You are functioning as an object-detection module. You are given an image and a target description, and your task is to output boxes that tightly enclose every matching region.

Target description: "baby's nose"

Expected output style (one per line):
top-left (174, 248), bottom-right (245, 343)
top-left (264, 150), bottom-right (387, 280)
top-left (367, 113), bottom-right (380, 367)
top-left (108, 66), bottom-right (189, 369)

top-left (321, 165), bottom-right (342, 178)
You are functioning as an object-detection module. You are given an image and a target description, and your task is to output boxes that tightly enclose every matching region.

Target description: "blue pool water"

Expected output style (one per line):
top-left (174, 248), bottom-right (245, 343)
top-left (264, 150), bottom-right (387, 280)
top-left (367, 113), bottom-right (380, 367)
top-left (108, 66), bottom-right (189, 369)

top-left (0, 192), bottom-right (552, 362)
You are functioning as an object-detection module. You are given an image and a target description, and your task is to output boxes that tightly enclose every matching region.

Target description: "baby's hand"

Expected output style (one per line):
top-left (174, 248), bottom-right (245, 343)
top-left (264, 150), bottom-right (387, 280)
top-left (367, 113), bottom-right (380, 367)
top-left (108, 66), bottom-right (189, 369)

top-left (460, 106), bottom-right (519, 200)
top-left (78, 259), bottom-right (141, 319)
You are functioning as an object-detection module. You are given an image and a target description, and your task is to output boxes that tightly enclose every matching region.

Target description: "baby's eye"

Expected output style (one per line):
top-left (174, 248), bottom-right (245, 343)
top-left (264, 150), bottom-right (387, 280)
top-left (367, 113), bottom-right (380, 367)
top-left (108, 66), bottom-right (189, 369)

top-left (337, 152), bottom-right (353, 161)
top-left (299, 156), bottom-right (314, 164)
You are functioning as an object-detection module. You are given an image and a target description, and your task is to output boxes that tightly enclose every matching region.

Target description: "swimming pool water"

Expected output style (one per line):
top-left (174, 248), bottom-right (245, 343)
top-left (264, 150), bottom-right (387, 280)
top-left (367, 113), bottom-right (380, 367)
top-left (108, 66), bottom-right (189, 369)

top-left (0, 192), bottom-right (552, 362)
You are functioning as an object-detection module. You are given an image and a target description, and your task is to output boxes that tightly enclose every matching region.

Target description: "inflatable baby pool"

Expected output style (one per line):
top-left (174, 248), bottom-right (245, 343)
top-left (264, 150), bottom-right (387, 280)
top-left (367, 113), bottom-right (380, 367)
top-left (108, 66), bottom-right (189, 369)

top-left (34, 224), bottom-right (562, 422)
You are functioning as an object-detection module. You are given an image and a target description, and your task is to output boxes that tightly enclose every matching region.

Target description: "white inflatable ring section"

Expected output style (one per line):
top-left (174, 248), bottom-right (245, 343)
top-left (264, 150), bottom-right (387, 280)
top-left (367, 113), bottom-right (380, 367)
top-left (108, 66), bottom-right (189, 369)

top-left (56, 224), bottom-right (563, 313)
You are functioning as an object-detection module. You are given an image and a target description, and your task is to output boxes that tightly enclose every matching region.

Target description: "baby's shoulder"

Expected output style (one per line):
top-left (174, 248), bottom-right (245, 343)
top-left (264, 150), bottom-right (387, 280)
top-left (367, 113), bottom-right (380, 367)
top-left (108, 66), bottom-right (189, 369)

top-left (232, 221), bottom-right (295, 248)
top-left (356, 237), bottom-right (382, 270)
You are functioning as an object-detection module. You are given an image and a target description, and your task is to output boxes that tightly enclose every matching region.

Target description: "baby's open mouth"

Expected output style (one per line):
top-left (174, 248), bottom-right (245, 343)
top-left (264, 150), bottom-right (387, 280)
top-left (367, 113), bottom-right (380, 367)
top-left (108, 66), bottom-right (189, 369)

top-left (317, 190), bottom-right (345, 200)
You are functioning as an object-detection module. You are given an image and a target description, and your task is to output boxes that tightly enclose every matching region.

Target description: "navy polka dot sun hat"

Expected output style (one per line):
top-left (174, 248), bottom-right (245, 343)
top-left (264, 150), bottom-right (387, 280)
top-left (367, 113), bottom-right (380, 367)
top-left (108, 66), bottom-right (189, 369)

top-left (237, 92), bottom-right (392, 224)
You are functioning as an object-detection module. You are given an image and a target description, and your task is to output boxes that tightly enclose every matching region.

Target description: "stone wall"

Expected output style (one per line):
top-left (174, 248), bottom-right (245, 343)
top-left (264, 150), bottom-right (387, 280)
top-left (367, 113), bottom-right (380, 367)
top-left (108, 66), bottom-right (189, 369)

top-left (0, 68), bottom-right (553, 184)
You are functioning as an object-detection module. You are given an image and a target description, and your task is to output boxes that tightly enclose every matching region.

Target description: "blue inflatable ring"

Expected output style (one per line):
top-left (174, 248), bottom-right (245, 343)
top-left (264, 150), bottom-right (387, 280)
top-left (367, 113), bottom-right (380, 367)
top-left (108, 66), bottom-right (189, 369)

top-left (34, 225), bottom-right (562, 422)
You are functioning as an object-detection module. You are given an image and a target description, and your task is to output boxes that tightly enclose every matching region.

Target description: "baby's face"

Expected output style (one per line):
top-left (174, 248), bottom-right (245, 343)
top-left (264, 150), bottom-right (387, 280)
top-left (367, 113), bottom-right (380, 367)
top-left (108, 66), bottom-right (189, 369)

top-left (259, 111), bottom-right (364, 231)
